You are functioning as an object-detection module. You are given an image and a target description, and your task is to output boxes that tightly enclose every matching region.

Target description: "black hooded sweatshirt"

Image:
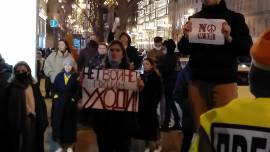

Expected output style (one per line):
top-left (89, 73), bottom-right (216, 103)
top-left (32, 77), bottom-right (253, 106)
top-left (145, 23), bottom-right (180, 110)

top-left (77, 40), bottom-right (99, 71)
top-left (178, 0), bottom-right (252, 84)
top-left (160, 39), bottom-right (177, 82)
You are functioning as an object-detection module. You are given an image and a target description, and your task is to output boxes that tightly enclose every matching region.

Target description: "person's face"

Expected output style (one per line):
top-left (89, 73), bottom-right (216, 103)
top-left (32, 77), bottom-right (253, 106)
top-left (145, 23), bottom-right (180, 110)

top-left (98, 45), bottom-right (108, 55)
top-left (154, 42), bottom-right (162, 48)
top-left (16, 65), bottom-right (28, 74)
top-left (109, 44), bottom-right (123, 61)
top-left (143, 60), bottom-right (153, 71)
top-left (204, 0), bottom-right (219, 6)
top-left (90, 35), bottom-right (97, 41)
top-left (64, 64), bottom-right (72, 73)
top-left (120, 35), bottom-right (129, 46)
top-left (58, 41), bottom-right (67, 52)
top-left (37, 52), bottom-right (42, 59)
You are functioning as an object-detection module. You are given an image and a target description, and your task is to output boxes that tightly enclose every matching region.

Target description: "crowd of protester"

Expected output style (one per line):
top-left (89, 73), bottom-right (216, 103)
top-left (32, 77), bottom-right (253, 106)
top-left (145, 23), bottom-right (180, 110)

top-left (3, 0), bottom-right (270, 152)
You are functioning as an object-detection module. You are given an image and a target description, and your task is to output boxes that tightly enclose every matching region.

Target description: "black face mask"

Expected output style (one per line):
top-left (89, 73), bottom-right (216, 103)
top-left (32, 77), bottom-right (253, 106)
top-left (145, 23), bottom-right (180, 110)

top-left (15, 72), bottom-right (29, 81)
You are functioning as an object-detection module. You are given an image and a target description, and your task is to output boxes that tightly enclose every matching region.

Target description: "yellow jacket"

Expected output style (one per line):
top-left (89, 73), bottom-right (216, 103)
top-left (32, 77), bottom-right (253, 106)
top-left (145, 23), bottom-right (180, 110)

top-left (190, 98), bottom-right (270, 152)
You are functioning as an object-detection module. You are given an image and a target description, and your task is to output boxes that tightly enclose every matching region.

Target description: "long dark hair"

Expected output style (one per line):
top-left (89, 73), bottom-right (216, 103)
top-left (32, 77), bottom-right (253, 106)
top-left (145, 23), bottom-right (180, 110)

top-left (55, 39), bottom-right (71, 58)
top-left (163, 39), bottom-right (176, 55)
top-left (105, 40), bottom-right (129, 69)
top-left (119, 32), bottom-right (132, 46)
top-left (87, 40), bottom-right (99, 49)
top-left (58, 39), bottom-right (71, 53)
top-left (144, 57), bottom-right (160, 76)
top-left (12, 61), bottom-right (35, 85)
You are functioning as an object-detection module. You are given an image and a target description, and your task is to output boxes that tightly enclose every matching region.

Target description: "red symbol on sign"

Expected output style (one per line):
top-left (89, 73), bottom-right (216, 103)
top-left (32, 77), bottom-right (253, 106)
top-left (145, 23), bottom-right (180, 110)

top-left (207, 24), bottom-right (216, 33)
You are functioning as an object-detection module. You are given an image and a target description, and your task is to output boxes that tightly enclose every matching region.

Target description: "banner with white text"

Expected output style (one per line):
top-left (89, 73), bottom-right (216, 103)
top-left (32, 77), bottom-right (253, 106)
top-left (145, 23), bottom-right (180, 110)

top-left (82, 68), bottom-right (139, 112)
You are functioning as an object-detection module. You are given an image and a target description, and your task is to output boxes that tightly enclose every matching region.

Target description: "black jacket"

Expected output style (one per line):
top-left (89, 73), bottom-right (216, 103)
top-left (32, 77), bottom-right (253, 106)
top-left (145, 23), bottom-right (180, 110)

top-left (7, 82), bottom-right (48, 152)
top-left (0, 58), bottom-right (12, 117)
top-left (177, 0), bottom-right (252, 84)
top-left (52, 72), bottom-right (81, 144)
top-left (107, 31), bottom-right (141, 69)
top-left (136, 71), bottom-right (162, 141)
top-left (88, 54), bottom-right (107, 69)
top-left (77, 40), bottom-right (99, 71)
top-left (92, 62), bottom-right (138, 139)
top-left (0, 59), bottom-right (12, 151)
top-left (160, 40), bottom-right (177, 82)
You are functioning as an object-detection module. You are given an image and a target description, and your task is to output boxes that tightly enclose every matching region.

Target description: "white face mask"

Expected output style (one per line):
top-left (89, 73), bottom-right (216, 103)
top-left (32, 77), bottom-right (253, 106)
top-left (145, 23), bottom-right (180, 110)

top-left (154, 42), bottom-right (163, 50)
top-left (162, 49), bottom-right (167, 54)
top-left (154, 46), bottom-right (162, 50)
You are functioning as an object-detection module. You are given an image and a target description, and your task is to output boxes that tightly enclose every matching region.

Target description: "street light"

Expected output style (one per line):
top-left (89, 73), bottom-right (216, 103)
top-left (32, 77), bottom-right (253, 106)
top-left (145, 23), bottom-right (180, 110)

top-left (188, 8), bottom-right (195, 16)
top-left (104, 0), bottom-right (118, 7)
top-left (77, 8), bottom-right (82, 13)
top-left (72, 4), bottom-right (76, 9)
top-left (181, 8), bottom-right (195, 28)
top-left (79, 3), bottom-right (87, 9)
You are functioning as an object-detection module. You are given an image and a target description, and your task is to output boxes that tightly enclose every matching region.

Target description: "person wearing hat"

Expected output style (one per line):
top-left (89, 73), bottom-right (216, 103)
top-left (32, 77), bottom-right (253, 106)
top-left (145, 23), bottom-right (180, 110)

top-left (192, 29), bottom-right (270, 152)
top-left (51, 58), bottom-right (81, 152)
top-left (177, 0), bottom-right (253, 131)
top-left (44, 39), bottom-right (77, 98)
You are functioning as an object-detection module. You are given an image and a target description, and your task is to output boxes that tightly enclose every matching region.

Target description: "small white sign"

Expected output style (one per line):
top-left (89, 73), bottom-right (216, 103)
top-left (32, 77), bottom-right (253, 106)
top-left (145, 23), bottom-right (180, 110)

top-left (189, 18), bottom-right (226, 45)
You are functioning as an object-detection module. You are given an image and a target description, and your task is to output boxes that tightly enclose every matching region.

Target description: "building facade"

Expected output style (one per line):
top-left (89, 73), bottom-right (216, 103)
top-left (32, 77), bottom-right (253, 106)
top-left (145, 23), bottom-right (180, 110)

top-left (38, 0), bottom-right (48, 48)
top-left (169, 0), bottom-right (270, 41)
top-left (136, 0), bottom-right (171, 49)
top-left (226, 0), bottom-right (270, 40)
top-left (169, 0), bottom-right (201, 41)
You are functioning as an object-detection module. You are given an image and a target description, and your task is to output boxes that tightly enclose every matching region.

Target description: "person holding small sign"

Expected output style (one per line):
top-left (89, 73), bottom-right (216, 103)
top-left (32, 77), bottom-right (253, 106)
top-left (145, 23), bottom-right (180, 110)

top-left (191, 29), bottom-right (270, 152)
top-left (177, 0), bottom-right (252, 130)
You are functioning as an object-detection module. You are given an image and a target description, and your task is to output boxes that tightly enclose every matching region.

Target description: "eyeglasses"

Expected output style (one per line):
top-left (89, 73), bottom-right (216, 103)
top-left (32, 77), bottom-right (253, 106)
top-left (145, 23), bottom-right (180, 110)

top-left (110, 48), bottom-right (121, 52)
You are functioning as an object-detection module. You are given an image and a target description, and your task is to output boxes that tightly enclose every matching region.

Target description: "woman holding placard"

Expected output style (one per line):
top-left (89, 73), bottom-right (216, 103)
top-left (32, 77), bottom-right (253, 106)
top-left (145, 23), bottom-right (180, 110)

top-left (177, 0), bottom-right (252, 130)
top-left (93, 40), bottom-right (143, 152)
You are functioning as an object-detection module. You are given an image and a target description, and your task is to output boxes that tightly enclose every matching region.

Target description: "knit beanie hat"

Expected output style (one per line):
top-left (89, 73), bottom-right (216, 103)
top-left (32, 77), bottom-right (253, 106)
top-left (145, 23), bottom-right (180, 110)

top-left (251, 29), bottom-right (270, 70)
top-left (249, 29), bottom-right (270, 98)
top-left (63, 58), bottom-right (75, 67)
